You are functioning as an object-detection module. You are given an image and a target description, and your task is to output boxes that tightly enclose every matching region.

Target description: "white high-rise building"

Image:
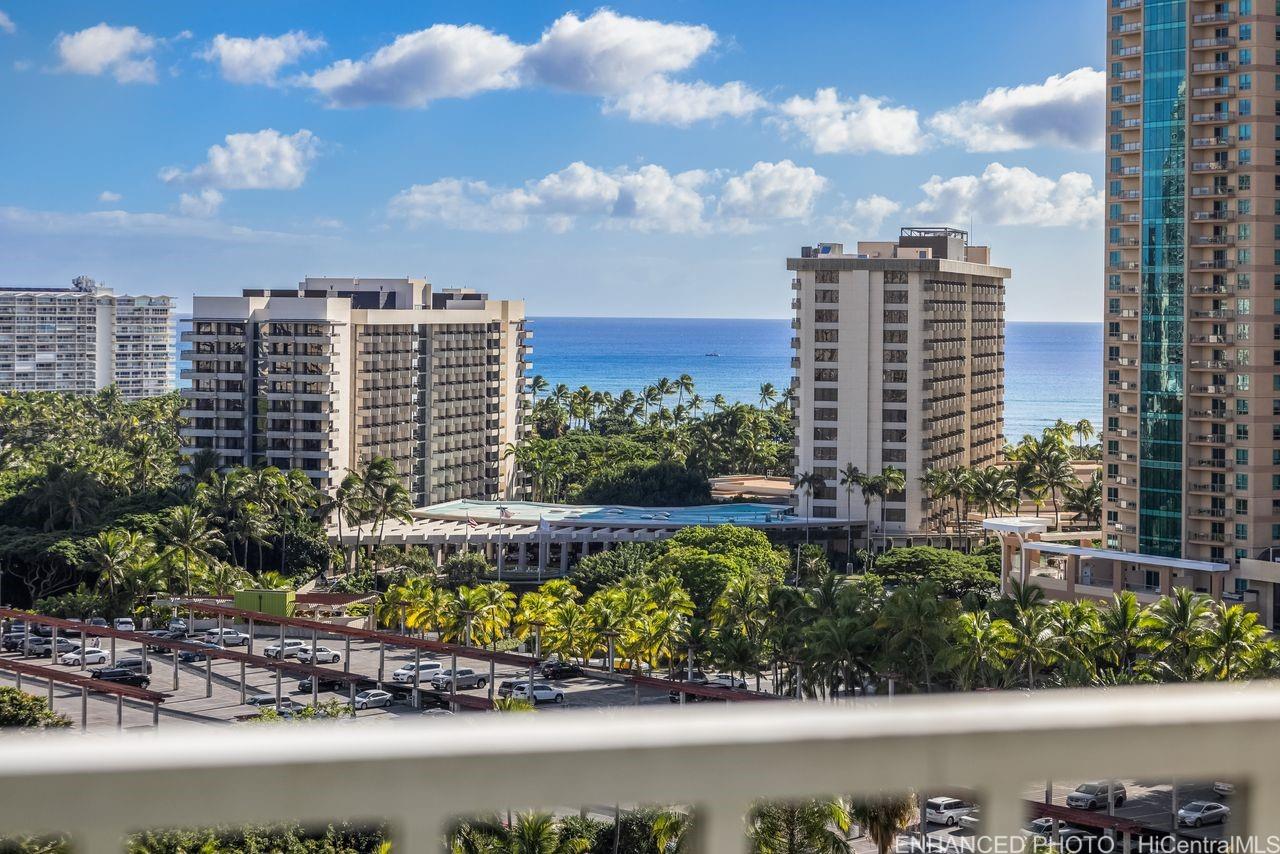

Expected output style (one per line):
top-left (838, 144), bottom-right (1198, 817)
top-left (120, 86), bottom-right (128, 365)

top-left (179, 277), bottom-right (531, 503)
top-left (0, 276), bottom-right (174, 399)
top-left (788, 228), bottom-right (1010, 536)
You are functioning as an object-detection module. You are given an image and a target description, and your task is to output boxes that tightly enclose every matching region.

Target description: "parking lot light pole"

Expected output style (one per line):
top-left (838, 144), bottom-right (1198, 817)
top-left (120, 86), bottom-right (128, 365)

top-left (110, 635), bottom-right (116, 667)
top-left (378, 642), bottom-right (385, 687)
top-left (152, 701), bottom-right (159, 728)
top-left (205, 653), bottom-right (213, 698)
top-left (46, 673), bottom-right (53, 706)
top-left (239, 662), bottom-right (246, 704)
top-left (81, 686), bottom-right (88, 731)
top-left (312, 667), bottom-right (319, 706)
top-left (247, 617), bottom-right (254, 655)
top-left (488, 660), bottom-right (495, 702)
top-left (344, 636), bottom-right (350, 673)
top-left (450, 651), bottom-right (458, 711)
top-left (413, 648), bottom-right (421, 709)
top-left (172, 648), bottom-right (179, 691)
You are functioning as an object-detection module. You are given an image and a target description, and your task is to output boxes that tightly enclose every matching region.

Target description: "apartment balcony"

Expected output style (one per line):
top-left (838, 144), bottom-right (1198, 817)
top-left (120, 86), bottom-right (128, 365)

top-left (1189, 185), bottom-right (1233, 198)
top-left (1190, 160), bottom-right (1234, 172)
top-left (1189, 333), bottom-right (1233, 344)
top-left (1188, 506), bottom-right (1228, 519)
top-left (1190, 209), bottom-right (1234, 221)
top-left (1191, 457), bottom-right (1230, 469)
top-left (1110, 117), bottom-right (1142, 130)
top-left (1188, 481), bottom-right (1232, 495)
top-left (1190, 308), bottom-right (1234, 318)
top-left (1192, 11), bottom-right (1233, 24)
top-left (1189, 359), bottom-right (1230, 369)
top-left (1187, 529), bottom-right (1231, 544)
top-left (1189, 384), bottom-right (1231, 395)
top-left (1191, 136), bottom-right (1234, 149)
top-left (1107, 283), bottom-right (1139, 294)
top-left (1193, 259), bottom-right (1235, 269)
top-left (1110, 164), bottom-right (1141, 177)
top-left (1114, 20), bottom-right (1141, 33)
top-left (1189, 433), bottom-right (1231, 445)
top-left (1112, 0), bottom-right (1141, 8)
top-left (1192, 61), bottom-right (1235, 73)
top-left (1113, 69), bottom-right (1142, 81)
top-left (1113, 44), bottom-right (1141, 57)
top-left (1190, 111), bottom-right (1233, 124)
top-left (1114, 92), bottom-right (1142, 105)
top-left (1191, 85), bottom-right (1235, 98)
top-left (1188, 408), bottom-right (1232, 420)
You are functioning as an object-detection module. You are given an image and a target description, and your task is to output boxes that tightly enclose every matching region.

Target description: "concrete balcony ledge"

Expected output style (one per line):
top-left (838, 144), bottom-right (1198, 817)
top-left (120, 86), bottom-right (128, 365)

top-left (5, 683), bottom-right (1280, 853)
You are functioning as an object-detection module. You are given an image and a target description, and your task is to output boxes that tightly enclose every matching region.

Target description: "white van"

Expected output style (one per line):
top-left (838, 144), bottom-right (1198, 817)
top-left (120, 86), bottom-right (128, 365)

top-left (925, 797), bottom-right (977, 826)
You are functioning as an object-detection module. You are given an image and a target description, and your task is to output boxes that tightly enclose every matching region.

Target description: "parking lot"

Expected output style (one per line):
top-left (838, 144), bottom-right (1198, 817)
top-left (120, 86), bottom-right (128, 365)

top-left (0, 627), bottom-right (692, 731)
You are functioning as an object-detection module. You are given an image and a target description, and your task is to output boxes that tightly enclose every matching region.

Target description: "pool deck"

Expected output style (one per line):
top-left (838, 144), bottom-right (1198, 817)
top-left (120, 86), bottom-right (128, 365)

top-left (414, 499), bottom-right (799, 529)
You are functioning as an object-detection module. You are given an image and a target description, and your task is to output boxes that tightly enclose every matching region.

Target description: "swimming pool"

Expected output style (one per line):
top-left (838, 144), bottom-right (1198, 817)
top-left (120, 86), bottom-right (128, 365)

top-left (422, 499), bottom-right (794, 527)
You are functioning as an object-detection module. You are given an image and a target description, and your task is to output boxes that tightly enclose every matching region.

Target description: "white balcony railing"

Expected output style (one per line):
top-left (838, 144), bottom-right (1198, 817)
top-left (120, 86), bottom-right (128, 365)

top-left (3, 684), bottom-right (1280, 852)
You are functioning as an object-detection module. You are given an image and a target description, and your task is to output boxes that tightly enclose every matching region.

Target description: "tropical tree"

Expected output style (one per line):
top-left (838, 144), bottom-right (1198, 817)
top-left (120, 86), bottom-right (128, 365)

top-left (158, 504), bottom-right (225, 596)
top-left (747, 798), bottom-right (851, 854)
top-left (850, 795), bottom-right (916, 854)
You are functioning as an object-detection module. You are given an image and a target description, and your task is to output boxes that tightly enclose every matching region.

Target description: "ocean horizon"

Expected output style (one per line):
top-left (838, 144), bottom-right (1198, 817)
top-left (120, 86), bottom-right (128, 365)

top-left (176, 316), bottom-right (1102, 441)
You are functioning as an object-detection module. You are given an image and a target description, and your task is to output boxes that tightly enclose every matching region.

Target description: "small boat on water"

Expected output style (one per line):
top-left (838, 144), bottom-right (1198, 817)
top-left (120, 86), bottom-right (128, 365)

top-left (705, 352), bottom-right (720, 357)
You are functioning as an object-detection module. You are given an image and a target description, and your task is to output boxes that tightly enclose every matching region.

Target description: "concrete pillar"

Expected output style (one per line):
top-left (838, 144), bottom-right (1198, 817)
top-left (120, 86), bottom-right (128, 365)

top-left (1210, 572), bottom-right (1225, 600)
top-left (560, 541), bottom-right (570, 573)
top-left (81, 686), bottom-right (88, 731)
top-left (496, 543), bottom-right (506, 574)
top-left (432, 545), bottom-right (443, 569)
top-left (517, 542), bottom-right (528, 570)
top-left (1112, 560), bottom-right (1124, 593)
top-left (1160, 567), bottom-right (1173, 596)
top-left (580, 540), bottom-right (590, 558)
top-left (116, 694), bottom-right (123, 730)
top-left (1065, 554), bottom-right (1079, 596)
top-left (537, 537), bottom-right (549, 575)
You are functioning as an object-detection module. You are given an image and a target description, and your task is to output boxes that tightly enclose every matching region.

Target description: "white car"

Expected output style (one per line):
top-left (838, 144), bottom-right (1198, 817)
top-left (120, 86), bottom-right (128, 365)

top-left (264, 639), bottom-right (306, 659)
top-left (113, 618), bottom-right (135, 632)
top-left (1213, 781), bottom-right (1235, 796)
top-left (1177, 801), bottom-right (1230, 828)
top-left (59, 648), bottom-right (108, 666)
top-left (511, 682), bottom-right (565, 704)
top-left (296, 645), bottom-right (341, 664)
top-left (352, 689), bottom-right (393, 710)
top-left (392, 661), bottom-right (442, 683)
top-left (925, 797), bottom-right (977, 827)
top-left (206, 628), bottom-right (249, 646)
top-left (709, 674), bottom-right (748, 690)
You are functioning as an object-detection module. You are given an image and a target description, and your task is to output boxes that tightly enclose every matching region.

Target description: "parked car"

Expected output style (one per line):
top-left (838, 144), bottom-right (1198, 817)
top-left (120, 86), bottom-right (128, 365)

top-left (1178, 802), bottom-right (1230, 828)
top-left (392, 661), bottom-right (442, 683)
top-left (144, 629), bottom-right (187, 652)
top-left (261, 699), bottom-right (301, 714)
top-left (264, 639), bottom-right (306, 660)
top-left (1065, 782), bottom-right (1127, 810)
top-left (27, 637), bottom-right (79, 657)
top-left (179, 641), bottom-right (221, 662)
top-left (709, 674), bottom-right (748, 690)
top-left (90, 667), bottom-right (150, 688)
top-left (297, 676), bottom-right (346, 693)
top-left (113, 617), bottom-right (136, 632)
top-left (667, 671), bottom-right (710, 703)
top-left (59, 648), bottom-right (108, 666)
top-left (2, 631), bottom-right (28, 651)
top-left (62, 619), bottom-right (83, 637)
top-left (114, 656), bottom-right (153, 675)
top-left (167, 618), bottom-right (188, 633)
top-left (541, 662), bottom-right (585, 680)
top-left (87, 617), bottom-right (109, 629)
top-left (511, 682), bottom-right (564, 704)
top-left (925, 797), bottom-right (978, 826)
top-left (431, 668), bottom-right (486, 690)
top-left (352, 689), bottom-right (393, 710)
top-left (205, 628), bottom-right (249, 646)
top-left (1213, 781), bottom-right (1235, 796)
top-left (296, 645), bottom-right (340, 664)
top-left (498, 677), bottom-right (534, 698)
top-left (958, 809), bottom-right (981, 830)
top-left (245, 693), bottom-right (279, 706)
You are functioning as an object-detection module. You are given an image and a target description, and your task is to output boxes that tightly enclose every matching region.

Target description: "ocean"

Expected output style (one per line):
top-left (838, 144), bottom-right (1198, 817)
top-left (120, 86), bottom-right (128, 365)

top-left (175, 317), bottom-right (1101, 441)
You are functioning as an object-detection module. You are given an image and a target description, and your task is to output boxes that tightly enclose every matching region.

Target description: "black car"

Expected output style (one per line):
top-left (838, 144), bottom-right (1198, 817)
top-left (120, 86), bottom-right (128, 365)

top-left (667, 671), bottom-right (715, 703)
top-left (90, 667), bottom-right (150, 688)
top-left (144, 630), bottom-right (187, 652)
top-left (2, 631), bottom-right (27, 652)
top-left (297, 676), bottom-right (345, 693)
top-left (541, 662), bottom-right (586, 680)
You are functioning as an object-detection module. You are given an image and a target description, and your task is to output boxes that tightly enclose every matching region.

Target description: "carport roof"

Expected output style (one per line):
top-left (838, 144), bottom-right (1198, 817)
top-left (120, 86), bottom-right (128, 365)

top-left (1021, 542), bottom-right (1229, 573)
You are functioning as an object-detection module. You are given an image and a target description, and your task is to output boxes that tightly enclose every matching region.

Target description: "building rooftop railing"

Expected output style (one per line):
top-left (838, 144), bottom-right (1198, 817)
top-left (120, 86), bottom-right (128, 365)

top-left (2, 683), bottom-right (1280, 852)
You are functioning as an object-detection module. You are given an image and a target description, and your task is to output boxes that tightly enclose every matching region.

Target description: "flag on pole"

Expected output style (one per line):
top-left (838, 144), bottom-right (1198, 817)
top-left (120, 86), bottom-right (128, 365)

top-left (499, 507), bottom-right (513, 519)
top-left (466, 516), bottom-right (478, 528)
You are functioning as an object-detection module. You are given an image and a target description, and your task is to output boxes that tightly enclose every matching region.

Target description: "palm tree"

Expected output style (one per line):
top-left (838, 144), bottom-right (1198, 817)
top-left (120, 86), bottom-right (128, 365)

top-left (850, 795), bottom-right (916, 854)
top-left (158, 504), bottom-right (225, 596)
top-left (528, 374), bottom-right (548, 403)
top-left (877, 467), bottom-right (906, 549)
top-left (711, 393), bottom-right (727, 414)
top-left (1096, 591), bottom-right (1143, 675)
top-left (838, 464), bottom-right (862, 563)
top-left (943, 610), bottom-right (1015, 690)
top-left (877, 583), bottom-right (951, 692)
top-left (82, 529), bottom-right (147, 603)
top-left (676, 373), bottom-right (695, 406)
top-left (794, 470), bottom-right (826, 550)
top-left (758, 382), bottom-right (778, 410)
top-left (1206, 603), bottom-right (1266, 680)
top-left (1142, 587), bottom-right (1214, 681)
top-left (1007, 600), bottom-right (1056, 689)
top-left (748, 798), bottom-right (851, 854)
top-left (1073, 418), bottom-right (1095, 455)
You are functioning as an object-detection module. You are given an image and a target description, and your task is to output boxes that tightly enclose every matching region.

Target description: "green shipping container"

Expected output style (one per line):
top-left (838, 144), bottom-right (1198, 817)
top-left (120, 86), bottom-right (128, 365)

top-left (234, 589), bottom-right (296, 617)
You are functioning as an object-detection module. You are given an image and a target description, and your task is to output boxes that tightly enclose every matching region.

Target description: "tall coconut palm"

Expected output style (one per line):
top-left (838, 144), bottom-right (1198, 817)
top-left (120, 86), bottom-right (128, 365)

top-left (943, 610), bottom-right (1015, 690)
top-left (676, 373), bottom-right (695, 406)
top-left (877, 467), bottom-right (906, 549)
top-left (527, 374), bottom-right (549, 403)
top-left (83, 529), bottom-right (147, 603)
top-left (839, 463), bottom-right (863, 562)
top-left (758, 382), bottom-right (778, 410)
top-left (1205, 603), bottom-right (1266, 680)
top-left (1142, 587), bottom-right (1214, 681)
top-left (158, 504), bottom-right (225, 596)
top-left (1097, 590), bottom-right (1144, 675)
top-left (793, 470), bottom-right (826, 550)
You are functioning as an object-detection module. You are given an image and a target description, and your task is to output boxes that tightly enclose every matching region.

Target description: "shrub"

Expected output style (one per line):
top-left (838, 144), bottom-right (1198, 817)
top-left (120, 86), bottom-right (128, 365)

top-left (869, 546), bottom-right (999, 600)
top-left (0, 687), bottom-right (71, 729)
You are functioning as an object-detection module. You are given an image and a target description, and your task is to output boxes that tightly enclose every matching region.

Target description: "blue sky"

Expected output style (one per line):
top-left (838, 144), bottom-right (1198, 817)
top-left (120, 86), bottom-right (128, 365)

top-left (0, 1), bottom-right (1102, 320)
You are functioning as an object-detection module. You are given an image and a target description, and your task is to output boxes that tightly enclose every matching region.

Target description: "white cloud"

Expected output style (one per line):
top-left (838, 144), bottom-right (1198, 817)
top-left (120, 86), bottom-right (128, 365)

top-left (0, 205), bottom-right (310, 243)
top-left (603, 77), bottom-right (765, 126)
top-left (390, 159), bottom-right (827, 234)
top-left (0, 11), bottom-right (15, 35)
top-left (929, 67), bottom-right (1105, 152)
top-left (717, 160), bottom-right (826, 225)
top-left (200, 31), bottom-right (326, 86)
top-left (776, 88), bottom-right (926, 155)
top-left (521, 9), bottom-right (714, 95)
top-left (302, 24), bottom-right (523, 108)
top-left (56, 23), bottom-right (157, 84)
top-left (846, 195), bottom-right (901, 233)
top-left (160, 129), bottom-right (318, 190)
top-left (177, 188), bottom-right (224, 218)
top-left (911, 163), bottom-right (1102, 227)
top-left (97, 190), bottom-right (122, 203)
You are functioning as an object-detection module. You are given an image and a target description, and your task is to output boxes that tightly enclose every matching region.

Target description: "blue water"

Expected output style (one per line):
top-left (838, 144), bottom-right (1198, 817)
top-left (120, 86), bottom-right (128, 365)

top-left (176, 316), bottom-right (1101, 442)
top-left (434, 498), bottom-right (789, 525)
